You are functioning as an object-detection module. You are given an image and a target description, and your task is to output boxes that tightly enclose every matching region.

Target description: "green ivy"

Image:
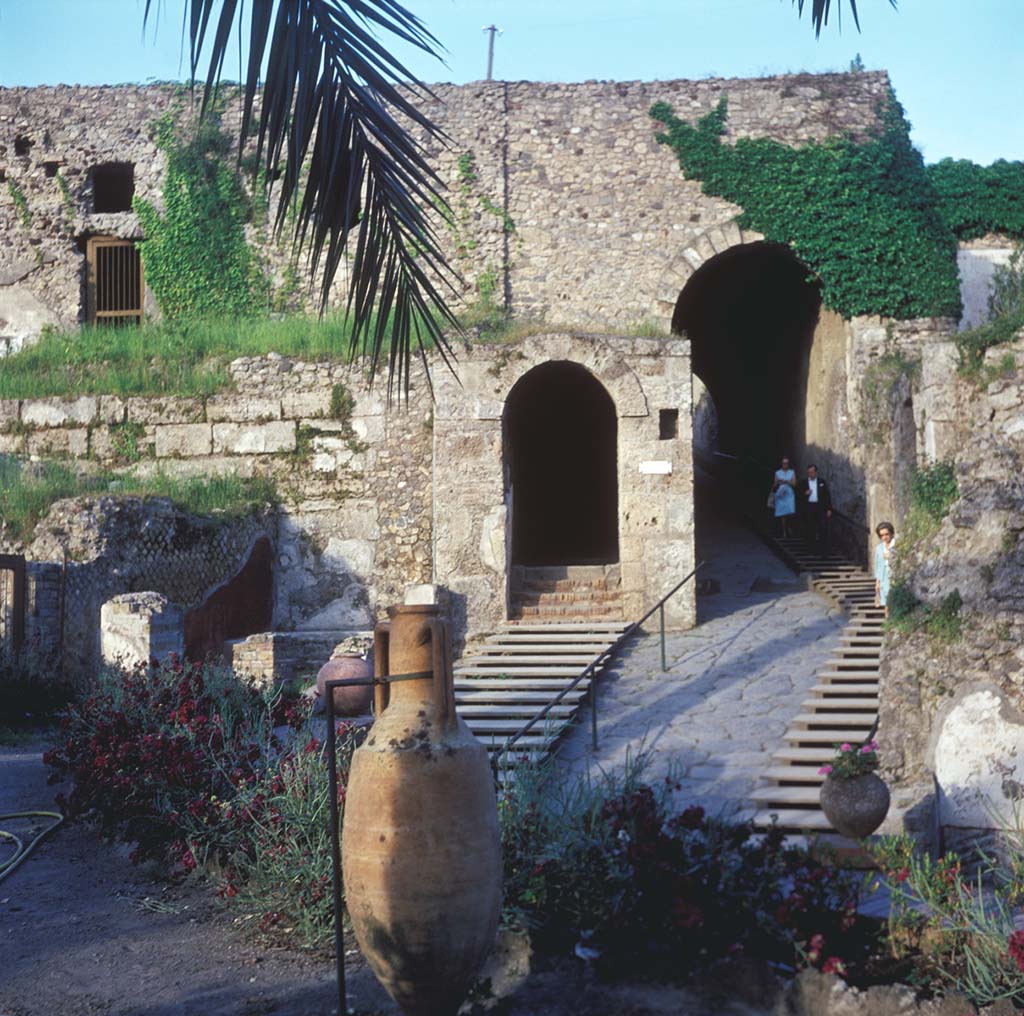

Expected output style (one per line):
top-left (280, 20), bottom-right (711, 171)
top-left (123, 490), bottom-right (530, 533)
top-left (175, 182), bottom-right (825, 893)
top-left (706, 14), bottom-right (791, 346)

top-left (909, 461), bottom-right (958, 522)
top-left (925, 158), bottom-right (1024, 240)
top-left (134, 113), bottom-right (268, 320)
top-left (650, 93), bottom-right (962, 320)
top-left (7, 179), bottom-right (31, 228)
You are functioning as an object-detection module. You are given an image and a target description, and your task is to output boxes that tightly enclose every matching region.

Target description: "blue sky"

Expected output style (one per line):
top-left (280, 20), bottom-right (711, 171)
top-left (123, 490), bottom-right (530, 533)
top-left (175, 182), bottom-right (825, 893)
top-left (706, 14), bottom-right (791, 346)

top-left (1, 1), bottom-right (1021, 164)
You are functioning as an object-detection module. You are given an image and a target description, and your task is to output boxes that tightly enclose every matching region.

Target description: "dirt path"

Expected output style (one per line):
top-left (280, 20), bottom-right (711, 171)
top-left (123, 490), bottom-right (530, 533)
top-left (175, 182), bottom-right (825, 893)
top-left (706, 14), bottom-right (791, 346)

top-left (0, 738), bottom-right (395, 1016)
top-left (0, 739), bottom-right (770, 1016)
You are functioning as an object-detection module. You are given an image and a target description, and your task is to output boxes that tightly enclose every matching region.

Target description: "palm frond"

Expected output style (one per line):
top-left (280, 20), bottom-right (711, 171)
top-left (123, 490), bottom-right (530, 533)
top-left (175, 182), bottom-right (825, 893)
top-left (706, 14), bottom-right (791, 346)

top-left (144, 0), bottom-right (460, 395)
top-left (793, 0), bottom-right (898, 38)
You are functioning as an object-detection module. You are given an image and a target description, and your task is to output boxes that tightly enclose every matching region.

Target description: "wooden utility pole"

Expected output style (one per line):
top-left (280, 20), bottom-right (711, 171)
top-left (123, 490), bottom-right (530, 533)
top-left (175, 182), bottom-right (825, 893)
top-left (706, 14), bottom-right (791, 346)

top-left (482, 25), bottom-right (501, 81)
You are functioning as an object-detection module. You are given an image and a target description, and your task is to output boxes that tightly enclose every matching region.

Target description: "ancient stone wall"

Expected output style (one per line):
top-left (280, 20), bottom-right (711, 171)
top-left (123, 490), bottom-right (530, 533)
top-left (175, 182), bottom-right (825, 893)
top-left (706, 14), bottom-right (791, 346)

top-left (433, 333), bottom-right (695, 635)
top-left (877, 331), bottom-right (1024, 843)
top-left (0, 357), bottom-right (434, 671)
top-left (0, 74), bottom-right (890, 350)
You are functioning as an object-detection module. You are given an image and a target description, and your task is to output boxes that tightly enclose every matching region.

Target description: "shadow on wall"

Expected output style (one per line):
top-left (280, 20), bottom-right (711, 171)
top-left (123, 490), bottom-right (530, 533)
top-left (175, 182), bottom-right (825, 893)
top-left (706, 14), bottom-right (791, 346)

top-left (184, 537), bottom-right (273, 663)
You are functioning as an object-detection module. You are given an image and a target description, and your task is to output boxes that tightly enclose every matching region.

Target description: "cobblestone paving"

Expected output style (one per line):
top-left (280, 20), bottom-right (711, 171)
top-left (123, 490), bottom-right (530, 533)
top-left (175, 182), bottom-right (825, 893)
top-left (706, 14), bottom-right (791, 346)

top-left (558, 511), bottom-right (846, 818)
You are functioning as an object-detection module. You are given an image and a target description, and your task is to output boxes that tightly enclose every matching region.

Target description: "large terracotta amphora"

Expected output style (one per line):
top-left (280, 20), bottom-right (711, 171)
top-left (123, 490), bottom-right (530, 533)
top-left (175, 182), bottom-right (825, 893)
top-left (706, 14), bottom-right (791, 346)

top-left (341, 603), bottom-right (502, 1016)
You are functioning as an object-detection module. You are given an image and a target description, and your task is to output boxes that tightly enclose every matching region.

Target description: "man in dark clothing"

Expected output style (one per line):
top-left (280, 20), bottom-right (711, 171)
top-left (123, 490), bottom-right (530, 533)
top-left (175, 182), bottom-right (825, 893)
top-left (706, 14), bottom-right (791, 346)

top-left (800, 464), bottom-right (833, 555)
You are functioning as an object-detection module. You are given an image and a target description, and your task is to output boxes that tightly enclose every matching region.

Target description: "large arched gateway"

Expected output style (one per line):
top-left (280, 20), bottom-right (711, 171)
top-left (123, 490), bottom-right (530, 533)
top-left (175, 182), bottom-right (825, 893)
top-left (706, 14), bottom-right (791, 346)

top-left (503, 361), bottom-right (618, 567)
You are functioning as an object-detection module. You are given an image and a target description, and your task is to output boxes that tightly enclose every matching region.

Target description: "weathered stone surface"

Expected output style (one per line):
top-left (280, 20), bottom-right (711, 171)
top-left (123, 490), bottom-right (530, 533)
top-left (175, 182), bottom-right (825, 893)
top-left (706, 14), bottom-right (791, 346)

top-left (154, 423), bottom-right (213, 458)
top-left (212, 421), bottom-right (295, 455)
top-left (933, 687), bottom-right (1024, 829)
top-left (127, 397), bottom-right (205, 425)
top-left (98, 395), bottom-right (127, 425)
top-left (100, 591), bottom-right (184, 669)
top-left (26, 427), bottom-right (89, 458)
top-left (21, 396), bottom-right (97, 427)
top-left (205, 395), bottom-right (282, 423)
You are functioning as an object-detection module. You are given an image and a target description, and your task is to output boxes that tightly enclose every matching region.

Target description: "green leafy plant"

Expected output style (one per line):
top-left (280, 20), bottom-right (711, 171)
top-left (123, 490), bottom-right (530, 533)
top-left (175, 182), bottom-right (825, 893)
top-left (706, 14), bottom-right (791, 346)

top-left (7, 179), bottom-right (31, 227)
top-left (650, 93), bottom-right (961, 320)
top-left (909, 461), bottom-right (958, 523)
top-left (107, 421), bottom-right (148, 465)
top-left (926, 159), bottom-right (1024, 241)
top-left (870, 832), bottom-right (1024, 1006)
top-left (134, 113), bottom-right (269, 321)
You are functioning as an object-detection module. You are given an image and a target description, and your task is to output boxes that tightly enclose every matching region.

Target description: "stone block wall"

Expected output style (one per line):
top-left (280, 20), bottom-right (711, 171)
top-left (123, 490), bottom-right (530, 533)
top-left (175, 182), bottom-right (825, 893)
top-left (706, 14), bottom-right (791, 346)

top-left (433, 333), bottom-right (695, 635)
top-left (100, 592), bottom-right (184, 670)
top-left (0, 73), bottom-right (890, 352)
top-left (876, 331), bottom-right (1024, 841)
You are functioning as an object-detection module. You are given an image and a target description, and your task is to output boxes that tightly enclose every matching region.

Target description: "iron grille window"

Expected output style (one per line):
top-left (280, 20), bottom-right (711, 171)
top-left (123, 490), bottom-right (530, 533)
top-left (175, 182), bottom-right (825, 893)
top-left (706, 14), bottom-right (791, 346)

top-left (86, 237), bottom-right (143, 326)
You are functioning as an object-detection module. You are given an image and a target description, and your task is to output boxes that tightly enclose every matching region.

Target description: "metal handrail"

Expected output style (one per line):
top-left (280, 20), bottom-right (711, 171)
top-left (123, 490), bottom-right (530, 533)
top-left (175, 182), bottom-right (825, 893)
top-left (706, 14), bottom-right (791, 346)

top-left (496, 561), bottom-right (706, 762)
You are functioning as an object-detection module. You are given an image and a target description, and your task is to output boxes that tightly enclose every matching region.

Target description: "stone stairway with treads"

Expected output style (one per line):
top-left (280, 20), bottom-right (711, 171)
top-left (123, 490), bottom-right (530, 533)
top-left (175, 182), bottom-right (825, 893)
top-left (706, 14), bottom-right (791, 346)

top-left (749, 535), bottom-right (884, 832)
top-left (453, 620), bottom-right (628, 780)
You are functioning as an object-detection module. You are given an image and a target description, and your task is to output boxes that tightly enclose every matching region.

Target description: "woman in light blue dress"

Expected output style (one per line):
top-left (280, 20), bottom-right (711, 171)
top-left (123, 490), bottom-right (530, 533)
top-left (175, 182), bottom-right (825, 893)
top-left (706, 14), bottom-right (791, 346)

top-left (874, 521), bottom-right (895, 616)
top-left (773, 456), bottom-right (797, 537)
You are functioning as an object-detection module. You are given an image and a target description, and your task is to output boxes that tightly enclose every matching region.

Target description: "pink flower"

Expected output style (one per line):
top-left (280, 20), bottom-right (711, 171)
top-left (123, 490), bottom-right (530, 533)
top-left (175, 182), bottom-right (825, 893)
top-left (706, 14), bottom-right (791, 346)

top-left (818, 764), bottom-right (833, 775)
top-left (859, 745), bottom-right (874, 754)
top-left (1009, 929), bottom-right (1024, 973)
top-left (840, 743), bottom-right (853, 752)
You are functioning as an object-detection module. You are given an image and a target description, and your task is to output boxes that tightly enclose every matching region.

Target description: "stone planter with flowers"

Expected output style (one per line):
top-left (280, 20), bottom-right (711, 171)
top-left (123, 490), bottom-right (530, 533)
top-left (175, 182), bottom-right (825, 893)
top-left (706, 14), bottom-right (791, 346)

top-left (818, 739), bottom-right (890, 839)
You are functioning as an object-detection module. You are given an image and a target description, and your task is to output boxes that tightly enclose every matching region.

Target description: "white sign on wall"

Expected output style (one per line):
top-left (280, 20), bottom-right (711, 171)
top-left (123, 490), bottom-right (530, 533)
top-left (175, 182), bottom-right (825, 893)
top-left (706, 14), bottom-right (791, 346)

top-left (639, 460), bottom-right (672, 475)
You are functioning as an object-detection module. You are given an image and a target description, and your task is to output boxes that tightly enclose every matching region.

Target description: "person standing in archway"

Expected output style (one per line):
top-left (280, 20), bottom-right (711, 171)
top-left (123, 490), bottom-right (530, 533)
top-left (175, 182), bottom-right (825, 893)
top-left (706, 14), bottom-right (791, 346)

top-left (801, 464), bottom-right (832, 555)
top-left (772, 456), bottom-right (797, 538)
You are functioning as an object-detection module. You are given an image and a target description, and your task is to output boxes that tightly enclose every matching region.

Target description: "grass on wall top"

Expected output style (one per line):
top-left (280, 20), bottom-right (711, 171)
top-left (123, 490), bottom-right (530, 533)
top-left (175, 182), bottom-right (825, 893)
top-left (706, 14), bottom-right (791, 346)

top-left (0, 315), bottom-right (367, 400)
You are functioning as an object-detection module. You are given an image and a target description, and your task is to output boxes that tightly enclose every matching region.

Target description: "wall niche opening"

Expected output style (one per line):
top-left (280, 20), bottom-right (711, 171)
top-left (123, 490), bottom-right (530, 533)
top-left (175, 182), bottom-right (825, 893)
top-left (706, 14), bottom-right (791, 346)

top-left (504, 360), bottom-right (619, 566)
top-left (91, 162), bottom-right (135, 213)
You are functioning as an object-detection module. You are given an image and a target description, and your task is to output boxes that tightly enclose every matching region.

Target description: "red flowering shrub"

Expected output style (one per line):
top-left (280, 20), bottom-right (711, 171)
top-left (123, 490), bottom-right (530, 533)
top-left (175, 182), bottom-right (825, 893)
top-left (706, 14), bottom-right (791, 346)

top-left (499, 758), bottom-right (866, 979)
top-left (45, 659), bottom-right (360, 949)
top-left (1009, 930), bottom-right (1024, 974)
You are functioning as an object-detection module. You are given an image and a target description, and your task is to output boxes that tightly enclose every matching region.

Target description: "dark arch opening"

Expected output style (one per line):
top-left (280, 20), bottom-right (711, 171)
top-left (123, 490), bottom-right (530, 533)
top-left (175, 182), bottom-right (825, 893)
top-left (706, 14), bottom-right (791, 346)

top-left (674, 242), bottom-right (821, 469)
top-left (504, 361), bottom-right (618, 566)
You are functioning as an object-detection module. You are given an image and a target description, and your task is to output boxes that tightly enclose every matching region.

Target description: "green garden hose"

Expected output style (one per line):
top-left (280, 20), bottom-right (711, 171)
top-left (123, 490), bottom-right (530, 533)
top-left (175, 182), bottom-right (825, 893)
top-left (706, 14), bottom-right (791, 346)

top-left (0, 811), bottom-right (63, 882)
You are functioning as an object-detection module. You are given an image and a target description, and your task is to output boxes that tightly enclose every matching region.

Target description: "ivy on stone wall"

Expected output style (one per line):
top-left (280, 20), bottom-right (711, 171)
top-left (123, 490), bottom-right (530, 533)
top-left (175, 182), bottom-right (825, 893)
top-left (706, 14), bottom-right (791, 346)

top-left (925, 158), bottom-right (1024, 240)
top-left (134, 114), bottom-right (268, 321)
top-left (650, 94), bottom-right (962, 320)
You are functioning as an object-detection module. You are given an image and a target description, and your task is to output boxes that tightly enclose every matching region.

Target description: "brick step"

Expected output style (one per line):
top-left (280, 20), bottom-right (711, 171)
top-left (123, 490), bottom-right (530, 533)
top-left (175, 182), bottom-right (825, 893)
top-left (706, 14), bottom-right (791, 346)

top-left (751, 809), bottom-right (834, 832)
top-left (511, 592), bottom-right (622, 608)
top-left (456, 688), bottom-right (587, 704)
top-left (460, 654), bottom-right (597, 666)
top-left (800, 696), bottom-right (879, 710)
top-left (772, 746), bottom-right (838, 763)
top-left (466, 716), bottom-right (572, 734)
top-left (458, 703), bottom-right (577, 718)
top-left (751, 785), bottom-right (823, 805)
top-left (454, 678), bottom-right (589, 690)
top-left (790, 712), bottom-right (876, 727)
top-left (455, 665), bottom-right (586, 677)
top-left (502, 622), bottom-right (627, 632)
top-left (762, 766), bottom-right (829, 784)
top-left (515, 576), bottom-right (620, 593)
top-left (475, 642), bottom-right (611, 654)
top-left (783, 729), bottom-right (874, 744)
top-left (511, 605), bottom-right (624, 619)
top-left (810, 682), bottom-right (879, 695)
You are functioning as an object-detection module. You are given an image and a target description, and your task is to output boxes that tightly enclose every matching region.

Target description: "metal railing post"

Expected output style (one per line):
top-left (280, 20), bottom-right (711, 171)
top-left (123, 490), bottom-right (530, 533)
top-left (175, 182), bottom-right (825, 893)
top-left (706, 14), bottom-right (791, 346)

top-left (590, 679), bottom-right (598, 750)
top-left (659, 603), bottom-right (667, 672)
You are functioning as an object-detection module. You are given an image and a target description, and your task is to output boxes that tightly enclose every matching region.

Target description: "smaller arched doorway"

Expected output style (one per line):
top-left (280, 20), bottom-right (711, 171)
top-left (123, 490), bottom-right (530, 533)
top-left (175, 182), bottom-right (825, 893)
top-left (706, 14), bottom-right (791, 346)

top-left (504, 361), bottom-right (619, 566)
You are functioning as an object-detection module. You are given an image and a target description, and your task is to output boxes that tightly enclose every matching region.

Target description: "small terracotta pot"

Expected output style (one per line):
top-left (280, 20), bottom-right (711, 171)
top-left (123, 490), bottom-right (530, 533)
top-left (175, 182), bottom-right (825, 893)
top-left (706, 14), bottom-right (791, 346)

top-left (820, 772), bottom-right (890, 839)
top-left (315, 654), bottom-right (373, 716)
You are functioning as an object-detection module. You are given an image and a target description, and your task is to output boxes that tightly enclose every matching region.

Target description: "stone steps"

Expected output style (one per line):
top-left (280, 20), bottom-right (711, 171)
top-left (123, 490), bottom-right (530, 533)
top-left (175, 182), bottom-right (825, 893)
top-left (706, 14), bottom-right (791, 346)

top-left (453, 619), bottom-right (627, 781)
top-left (751, 534), bottom-right (883, 833)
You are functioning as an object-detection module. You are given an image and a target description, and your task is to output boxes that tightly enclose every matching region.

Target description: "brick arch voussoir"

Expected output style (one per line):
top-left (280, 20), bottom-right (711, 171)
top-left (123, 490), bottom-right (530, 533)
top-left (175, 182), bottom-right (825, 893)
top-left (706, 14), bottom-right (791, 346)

top-left (653, 224), bottom-right (766, 329)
